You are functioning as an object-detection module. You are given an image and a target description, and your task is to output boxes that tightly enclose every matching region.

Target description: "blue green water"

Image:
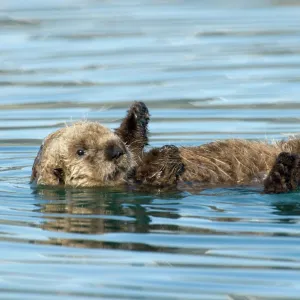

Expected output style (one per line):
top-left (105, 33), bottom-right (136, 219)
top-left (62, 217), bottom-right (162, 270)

top-left (1, 0), bottom-right (300, 299)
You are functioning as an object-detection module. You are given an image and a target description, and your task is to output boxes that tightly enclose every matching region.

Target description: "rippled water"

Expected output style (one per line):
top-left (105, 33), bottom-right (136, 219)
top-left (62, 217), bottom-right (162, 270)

top-left (1, 0), bottom-right (300, 299)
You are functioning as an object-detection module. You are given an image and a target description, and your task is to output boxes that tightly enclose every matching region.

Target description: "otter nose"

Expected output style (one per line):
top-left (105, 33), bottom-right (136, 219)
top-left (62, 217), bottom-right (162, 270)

top-left (106, 144), bottom-right (125, 160)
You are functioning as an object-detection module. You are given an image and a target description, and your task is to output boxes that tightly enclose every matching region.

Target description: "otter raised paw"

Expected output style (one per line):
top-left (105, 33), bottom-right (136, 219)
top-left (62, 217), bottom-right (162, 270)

top-left (115, 101), bottom-right (150, 157)
top-left (264, 152), bottom-right (300, 194)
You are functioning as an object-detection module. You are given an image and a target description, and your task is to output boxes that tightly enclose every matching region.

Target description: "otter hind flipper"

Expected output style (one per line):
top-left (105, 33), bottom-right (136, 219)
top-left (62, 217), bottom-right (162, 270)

top-left (264, 152), bottom-right (300, 194)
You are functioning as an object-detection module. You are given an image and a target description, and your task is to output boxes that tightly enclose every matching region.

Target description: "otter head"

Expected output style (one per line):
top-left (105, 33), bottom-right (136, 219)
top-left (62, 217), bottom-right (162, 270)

top-left (32, 122), bottom-right (135, 187)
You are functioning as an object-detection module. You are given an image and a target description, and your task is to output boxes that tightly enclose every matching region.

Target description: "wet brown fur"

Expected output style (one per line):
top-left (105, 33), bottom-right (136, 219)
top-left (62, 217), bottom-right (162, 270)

top-left (179, 139), bottom-right (300, 184)
top-left (31, 102), bottom-right (300, 192)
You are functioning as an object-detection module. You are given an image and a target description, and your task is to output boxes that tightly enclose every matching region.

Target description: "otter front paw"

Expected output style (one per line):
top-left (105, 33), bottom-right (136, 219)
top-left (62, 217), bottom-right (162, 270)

top-left (116, 102), bottom-right (150, 155)
top-left (135, 145), bottom-right (184, 186)
top-left (129, 101), bottom-right (150, 131)
top-left (264, 152), bottom-right (300, 194)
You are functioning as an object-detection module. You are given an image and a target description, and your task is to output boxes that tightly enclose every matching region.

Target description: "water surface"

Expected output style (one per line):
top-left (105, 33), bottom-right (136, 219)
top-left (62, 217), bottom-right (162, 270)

top-left (1, 0), bottom-right (300, 299)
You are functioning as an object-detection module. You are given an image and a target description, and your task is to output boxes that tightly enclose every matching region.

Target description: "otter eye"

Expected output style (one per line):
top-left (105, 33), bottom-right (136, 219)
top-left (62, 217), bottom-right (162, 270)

top-left (77, 149), bottom-right (85, 156)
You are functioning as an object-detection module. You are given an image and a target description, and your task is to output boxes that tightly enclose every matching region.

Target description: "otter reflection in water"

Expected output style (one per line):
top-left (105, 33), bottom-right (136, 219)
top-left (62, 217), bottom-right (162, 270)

top-left (31, 102), bottom-right (300, 193)
top-left (34, 187), bottom-right (182, 250)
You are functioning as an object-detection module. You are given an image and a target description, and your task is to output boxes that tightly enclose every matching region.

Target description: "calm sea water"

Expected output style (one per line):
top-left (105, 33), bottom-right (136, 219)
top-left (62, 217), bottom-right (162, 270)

top-left (1, 0), bottom-right (300, 299)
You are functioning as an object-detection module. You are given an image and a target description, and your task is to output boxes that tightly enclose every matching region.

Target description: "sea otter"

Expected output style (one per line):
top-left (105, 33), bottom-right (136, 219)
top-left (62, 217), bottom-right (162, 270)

top-left (31, 102), bottom-right (300, 193)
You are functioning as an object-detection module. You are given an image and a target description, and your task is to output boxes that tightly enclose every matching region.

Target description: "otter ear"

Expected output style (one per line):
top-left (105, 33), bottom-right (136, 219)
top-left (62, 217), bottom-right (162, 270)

top-left (37, 154), bottom-right (65, 186)
top-left (115, 101), bottom-right (150, 156)
top-left (53, 168), bottom-right (65, 185)
top-left (31, 130), bottom-right (65, 186)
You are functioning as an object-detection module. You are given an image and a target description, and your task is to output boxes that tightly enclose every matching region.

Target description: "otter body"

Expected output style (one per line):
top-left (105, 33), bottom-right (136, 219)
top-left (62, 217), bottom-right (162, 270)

top-left (31, 102), bottom-right (300, 193)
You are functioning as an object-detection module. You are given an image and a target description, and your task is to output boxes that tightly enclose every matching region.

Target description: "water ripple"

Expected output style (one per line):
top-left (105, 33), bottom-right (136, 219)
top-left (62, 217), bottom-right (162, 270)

top-left (1, 0), bottom-right (300, 299)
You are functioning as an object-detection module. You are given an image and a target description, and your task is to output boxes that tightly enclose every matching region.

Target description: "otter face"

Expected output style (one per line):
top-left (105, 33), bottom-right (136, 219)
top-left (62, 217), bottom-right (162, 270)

top-left (32, 122), bottom-right (135, 187)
